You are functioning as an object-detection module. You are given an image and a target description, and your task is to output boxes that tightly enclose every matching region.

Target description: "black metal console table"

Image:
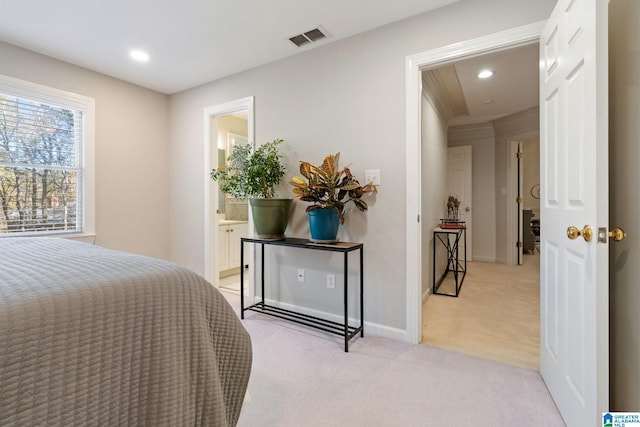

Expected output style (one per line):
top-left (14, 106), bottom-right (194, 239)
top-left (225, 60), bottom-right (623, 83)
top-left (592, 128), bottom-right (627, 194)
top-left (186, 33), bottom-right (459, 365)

top-left (240, 237), bottom-right (364, 352)
top-left (432, 227), bottom-right (467, 297)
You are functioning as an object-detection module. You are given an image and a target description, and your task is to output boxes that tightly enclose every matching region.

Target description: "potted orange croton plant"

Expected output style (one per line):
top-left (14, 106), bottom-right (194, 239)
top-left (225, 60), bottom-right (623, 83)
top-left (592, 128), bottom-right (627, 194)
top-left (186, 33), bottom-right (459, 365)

top-left (290, 152), bottom-right (377, 242)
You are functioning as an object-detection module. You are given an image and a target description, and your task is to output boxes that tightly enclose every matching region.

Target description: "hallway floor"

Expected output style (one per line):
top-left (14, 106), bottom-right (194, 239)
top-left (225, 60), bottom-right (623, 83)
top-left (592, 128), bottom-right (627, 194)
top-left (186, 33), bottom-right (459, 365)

top-left (422, 253), bottom-right (540, 370)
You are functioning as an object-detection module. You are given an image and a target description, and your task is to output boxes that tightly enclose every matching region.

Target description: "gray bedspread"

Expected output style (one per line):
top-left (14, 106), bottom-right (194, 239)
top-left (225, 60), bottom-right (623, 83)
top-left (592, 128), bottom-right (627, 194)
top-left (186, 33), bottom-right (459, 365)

top-left (0, 238), bottom-right (252, 426)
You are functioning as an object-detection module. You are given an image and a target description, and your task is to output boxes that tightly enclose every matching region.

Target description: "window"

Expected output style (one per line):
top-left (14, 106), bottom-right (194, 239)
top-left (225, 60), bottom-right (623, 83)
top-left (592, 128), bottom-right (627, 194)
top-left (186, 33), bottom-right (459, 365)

top-left (0, 75), bottom-right (94, 237)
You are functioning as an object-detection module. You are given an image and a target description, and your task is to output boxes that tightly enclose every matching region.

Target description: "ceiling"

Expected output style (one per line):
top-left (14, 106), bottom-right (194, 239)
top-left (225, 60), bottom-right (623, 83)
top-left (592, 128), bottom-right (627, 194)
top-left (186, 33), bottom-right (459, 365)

top-left (0, 0), bottom-right (459, 94)
top-left (425, 43), bottom-right (540, 126)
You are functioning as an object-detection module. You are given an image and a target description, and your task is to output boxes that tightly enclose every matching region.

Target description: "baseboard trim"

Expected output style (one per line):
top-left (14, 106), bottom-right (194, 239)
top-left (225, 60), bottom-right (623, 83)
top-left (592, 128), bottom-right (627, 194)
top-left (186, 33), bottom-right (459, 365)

top-left (472, 256), bottom-right (496, 262)
top-left (422, 288), bottom-right (431, 304)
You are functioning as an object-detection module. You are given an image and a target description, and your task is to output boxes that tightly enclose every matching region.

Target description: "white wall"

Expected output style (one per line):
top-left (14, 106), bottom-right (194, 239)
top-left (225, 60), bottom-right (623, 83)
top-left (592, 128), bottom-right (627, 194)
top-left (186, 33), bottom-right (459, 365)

top-left (168, 0), bottom-right (557, 335)
top-left (0, 41), bottom-right (171, 259)
top-left (448, 123), bottom-right (497, 262)
top-left (609, 0), bottom-right (640, 410)
top-left (421, 94), bottom-right (449, 299)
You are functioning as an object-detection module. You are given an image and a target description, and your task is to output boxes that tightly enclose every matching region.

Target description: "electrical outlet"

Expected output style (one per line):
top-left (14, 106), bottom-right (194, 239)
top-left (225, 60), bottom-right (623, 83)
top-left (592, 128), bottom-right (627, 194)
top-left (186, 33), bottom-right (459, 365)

top-left (326, 274), bottom-right (335, 289)
top-left (364, 169), bottom-right (381, 185)
top-left (297, 269), bottom-right (305, 282)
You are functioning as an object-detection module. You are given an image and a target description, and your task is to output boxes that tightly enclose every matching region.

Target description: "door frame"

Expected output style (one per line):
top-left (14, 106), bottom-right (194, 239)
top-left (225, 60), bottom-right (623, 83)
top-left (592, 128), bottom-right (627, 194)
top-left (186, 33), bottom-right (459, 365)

top-left (203, 96), bottom-right (254, 289)
top-left (404, 22), bottom-right (545, 344)
top-left (507, 141), bottom-right (523, 266)
top-left (505, 131), bottom-right (540, 266)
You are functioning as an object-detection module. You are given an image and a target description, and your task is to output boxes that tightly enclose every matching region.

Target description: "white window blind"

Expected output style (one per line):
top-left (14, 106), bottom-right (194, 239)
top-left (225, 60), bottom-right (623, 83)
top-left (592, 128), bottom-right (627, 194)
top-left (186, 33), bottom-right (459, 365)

top-left (0, 76), bottom-right (91, 236)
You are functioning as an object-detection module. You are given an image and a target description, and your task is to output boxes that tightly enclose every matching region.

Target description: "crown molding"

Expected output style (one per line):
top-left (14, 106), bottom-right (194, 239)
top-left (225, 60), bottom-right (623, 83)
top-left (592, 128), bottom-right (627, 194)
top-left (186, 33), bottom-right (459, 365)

top-left (448, 122), bottom-right (495, 142)
top-left (422, 65), bottom-right (469, 123)
top-left (492, 106), bottom-right (539, 137)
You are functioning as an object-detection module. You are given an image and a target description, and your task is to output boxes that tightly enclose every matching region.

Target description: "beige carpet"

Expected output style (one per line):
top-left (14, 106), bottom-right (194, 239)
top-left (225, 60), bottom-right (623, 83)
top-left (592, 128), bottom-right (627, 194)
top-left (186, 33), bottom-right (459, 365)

top-left (220, 286), bottom-right (565, 427)
top-left (422, 253), bottom-right (540, 370)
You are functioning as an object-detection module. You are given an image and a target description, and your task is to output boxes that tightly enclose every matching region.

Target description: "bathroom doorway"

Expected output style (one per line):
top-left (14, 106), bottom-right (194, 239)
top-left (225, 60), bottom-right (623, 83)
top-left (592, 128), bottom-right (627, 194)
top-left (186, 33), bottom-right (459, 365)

top-left (203, 96), bottom-right (254, 296)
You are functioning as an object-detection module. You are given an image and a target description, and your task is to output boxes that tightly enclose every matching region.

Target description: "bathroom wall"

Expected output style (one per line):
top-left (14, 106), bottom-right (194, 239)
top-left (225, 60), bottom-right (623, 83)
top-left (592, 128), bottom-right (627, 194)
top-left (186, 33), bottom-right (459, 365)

top-left (216, 115), bottom-right (248, 220)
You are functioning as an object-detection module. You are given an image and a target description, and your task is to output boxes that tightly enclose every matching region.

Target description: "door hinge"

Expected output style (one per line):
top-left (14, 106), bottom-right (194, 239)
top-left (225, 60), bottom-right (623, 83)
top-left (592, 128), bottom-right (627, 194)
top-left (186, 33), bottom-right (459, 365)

top-left (417, 214), bottom-right (420, 223)
top-left (516, 152), bottom-right (523, 159)
top-left (516, 197), bottom-right (523, 204)
top-left (516, 241), bottom-right (523, 248)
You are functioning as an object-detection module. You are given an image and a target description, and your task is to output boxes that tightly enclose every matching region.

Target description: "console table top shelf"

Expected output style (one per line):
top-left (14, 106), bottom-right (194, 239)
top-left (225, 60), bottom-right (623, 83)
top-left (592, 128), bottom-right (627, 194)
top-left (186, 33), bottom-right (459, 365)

top-left (241, 236), bottom-right (362, 252)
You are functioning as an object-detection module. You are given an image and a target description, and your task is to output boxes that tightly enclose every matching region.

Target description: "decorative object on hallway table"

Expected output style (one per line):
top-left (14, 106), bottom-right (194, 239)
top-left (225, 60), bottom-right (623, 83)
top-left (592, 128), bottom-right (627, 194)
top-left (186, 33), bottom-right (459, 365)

top-left (439, 219), bottom-right (466, 229)
top-left (290, 152), bottom-right (378, 243)
top-left (210, 138), bottom-right (292, 240)
top-left (446, 194), bottom-right (461, 220)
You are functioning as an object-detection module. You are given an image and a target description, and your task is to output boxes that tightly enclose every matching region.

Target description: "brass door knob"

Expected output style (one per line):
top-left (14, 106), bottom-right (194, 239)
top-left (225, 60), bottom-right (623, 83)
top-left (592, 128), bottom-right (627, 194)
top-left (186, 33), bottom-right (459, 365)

top-left (465, 207), bottom-right (471, 212)
top-left (609, 227), bottom-right (627, 241)
top-left (567, 225), bottom-right (593, 242)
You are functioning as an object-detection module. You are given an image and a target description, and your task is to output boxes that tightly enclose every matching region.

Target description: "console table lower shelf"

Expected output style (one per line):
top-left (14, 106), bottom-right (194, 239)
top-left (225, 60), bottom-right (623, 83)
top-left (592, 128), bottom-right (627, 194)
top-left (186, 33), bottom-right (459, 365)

top-left (243, 302), bottom-right (363, 343)
top-left (240, 237), bottom-right (364, 352)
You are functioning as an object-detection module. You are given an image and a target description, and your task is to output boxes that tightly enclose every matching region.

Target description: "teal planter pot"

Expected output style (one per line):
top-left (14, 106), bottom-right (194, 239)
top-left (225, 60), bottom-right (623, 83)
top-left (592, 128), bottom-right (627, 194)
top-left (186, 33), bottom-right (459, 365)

top-left (308, 207), bottom-right (340, 243)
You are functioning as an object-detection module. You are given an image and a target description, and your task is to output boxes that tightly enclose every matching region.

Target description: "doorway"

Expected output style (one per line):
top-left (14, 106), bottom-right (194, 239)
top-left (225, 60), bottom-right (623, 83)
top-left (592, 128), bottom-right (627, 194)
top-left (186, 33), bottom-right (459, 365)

top-left (404, 21), bottom-right (545, 345)
top-left (203, 96), bottom-right (254, 296)
top-left (420, 52), bottom-right (541, 368)
top-left (508, 137), bottom-right (541, 267)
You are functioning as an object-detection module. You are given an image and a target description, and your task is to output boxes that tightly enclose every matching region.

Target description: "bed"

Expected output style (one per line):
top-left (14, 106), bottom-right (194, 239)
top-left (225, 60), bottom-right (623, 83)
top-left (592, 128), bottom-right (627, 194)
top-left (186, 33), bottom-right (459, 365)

top-left (0, 237), bottom-right (252, 426)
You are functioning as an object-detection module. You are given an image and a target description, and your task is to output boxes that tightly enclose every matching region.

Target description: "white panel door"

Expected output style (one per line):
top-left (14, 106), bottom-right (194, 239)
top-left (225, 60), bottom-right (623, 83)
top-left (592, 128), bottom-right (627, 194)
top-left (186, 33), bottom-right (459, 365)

top-left (539, 0), bottom-right (609, 426)
top-left (447, 146), bottom-right (472, 261)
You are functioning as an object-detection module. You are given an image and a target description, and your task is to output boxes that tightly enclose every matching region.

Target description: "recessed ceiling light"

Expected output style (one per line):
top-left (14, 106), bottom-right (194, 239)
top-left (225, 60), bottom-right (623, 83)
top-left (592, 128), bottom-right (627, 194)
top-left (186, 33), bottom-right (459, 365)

top-left (130, 49), bottom-right (150, 62)
top-left (478, 70), bottom-right (494, 79)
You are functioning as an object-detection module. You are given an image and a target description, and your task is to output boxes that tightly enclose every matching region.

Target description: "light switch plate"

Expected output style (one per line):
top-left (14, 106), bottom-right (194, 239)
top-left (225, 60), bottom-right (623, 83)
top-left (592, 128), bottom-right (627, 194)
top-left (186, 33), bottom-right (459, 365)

top-left (364, 169), bottom-right (381, 185)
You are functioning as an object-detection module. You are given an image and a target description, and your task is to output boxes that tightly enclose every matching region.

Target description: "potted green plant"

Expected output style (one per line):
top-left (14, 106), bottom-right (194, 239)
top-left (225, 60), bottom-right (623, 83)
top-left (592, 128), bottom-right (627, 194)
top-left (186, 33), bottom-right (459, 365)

top-left (210, 138), bottom-right (291, 239)
top-left (290, 152), bottom-right (377, 242)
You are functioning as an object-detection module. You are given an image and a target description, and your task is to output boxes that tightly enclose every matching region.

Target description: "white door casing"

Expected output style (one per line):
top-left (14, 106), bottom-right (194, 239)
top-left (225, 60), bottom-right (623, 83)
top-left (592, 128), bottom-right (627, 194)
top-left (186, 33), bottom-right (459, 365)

top-left (447, 146), bottom-right (472, 261)
top-left (515, 141), bottom-right (524, 265)
top-left (539, 0), bottom-right (609, 426)
top-left (507, 140), bottom-right (528, 266)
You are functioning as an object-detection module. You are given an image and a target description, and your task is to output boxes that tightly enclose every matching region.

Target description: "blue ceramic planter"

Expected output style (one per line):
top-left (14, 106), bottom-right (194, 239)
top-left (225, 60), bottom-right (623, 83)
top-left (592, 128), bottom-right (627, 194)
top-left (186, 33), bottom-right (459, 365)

top-left (308, 207), bottom-right (339, 243)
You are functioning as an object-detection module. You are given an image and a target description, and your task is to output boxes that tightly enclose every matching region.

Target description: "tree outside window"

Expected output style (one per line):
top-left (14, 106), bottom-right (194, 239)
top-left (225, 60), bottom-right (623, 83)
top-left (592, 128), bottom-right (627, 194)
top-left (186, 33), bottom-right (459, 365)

top-left (0, 93), bottom-right (82, 234)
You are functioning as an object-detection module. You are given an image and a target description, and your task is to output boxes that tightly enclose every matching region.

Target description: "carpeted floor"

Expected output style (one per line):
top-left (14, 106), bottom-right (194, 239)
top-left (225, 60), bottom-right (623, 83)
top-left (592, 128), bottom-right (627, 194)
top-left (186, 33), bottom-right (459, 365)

top-left (221, 278), bottom-right (565, 427)
top-left (422, 254), bottom-right (540, 370)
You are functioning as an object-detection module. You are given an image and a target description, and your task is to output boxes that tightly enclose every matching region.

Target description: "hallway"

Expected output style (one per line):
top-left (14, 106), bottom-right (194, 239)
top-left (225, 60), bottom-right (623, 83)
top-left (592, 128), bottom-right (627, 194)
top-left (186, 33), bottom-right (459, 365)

top-left (422, 254), bottom-right (540, 370)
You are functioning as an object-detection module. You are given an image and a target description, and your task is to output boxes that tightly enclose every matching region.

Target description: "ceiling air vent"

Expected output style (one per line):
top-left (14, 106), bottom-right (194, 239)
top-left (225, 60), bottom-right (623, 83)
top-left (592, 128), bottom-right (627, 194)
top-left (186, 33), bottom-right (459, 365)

top-left (289, 27), bottom-right (327, 47)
